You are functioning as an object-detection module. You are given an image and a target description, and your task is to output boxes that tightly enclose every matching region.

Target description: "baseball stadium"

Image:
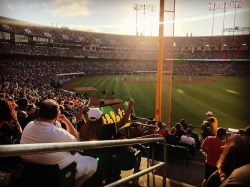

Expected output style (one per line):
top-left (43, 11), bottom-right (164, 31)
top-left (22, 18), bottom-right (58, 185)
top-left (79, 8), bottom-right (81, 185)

top-left (0, 1), bottom-right (250, 187)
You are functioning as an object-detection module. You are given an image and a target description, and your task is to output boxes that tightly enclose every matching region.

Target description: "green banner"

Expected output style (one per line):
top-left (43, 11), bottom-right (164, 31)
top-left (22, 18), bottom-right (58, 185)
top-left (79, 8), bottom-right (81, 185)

top-left (99, 101), bottom-right (130, 128)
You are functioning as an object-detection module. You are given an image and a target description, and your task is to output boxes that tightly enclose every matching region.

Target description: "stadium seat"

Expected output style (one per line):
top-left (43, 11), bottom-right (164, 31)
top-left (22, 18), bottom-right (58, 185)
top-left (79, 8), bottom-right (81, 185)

top-left (79, 149), bottom-right (121, 185)
top-left (148, 142), bottom-right (164, 161)
top-left (166, 143), bottom-right (175, 162)
top-left (178, 142), bottom-right (196, 160)
top-left (172, 145), bottom-right (190, 168)
top-left (80, 147), bottom-right (142, 186)
top-left (15, 160), bottom-right (76, 187)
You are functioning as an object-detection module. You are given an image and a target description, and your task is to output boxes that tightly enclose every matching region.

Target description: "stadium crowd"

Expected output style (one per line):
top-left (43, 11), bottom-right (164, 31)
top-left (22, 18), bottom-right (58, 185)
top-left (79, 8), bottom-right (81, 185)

top-left (0, 56), bottom-right (250, 186)
top-left (1, 16), bottom-right (250, 61)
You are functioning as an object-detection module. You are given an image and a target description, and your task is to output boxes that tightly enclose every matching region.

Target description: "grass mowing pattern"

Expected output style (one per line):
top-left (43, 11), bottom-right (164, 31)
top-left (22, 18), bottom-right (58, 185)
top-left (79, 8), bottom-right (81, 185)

top-left (72, 75), bottom-right (250, 131)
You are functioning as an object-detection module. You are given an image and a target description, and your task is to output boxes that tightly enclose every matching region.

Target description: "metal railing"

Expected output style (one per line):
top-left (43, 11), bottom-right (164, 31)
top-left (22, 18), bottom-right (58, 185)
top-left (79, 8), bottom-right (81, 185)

top-left (0, 136), bottom-right (167, 187)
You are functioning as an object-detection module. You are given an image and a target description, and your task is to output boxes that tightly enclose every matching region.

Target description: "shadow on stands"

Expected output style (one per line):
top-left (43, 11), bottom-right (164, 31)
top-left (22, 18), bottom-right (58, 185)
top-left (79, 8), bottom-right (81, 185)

top-left (149, 142), bottom-right (205, 187)
top-left (79, 147), bottom-right (143, 187)
top-left (2, 148), bottom-right (143, 187)
top-left (9, 161), bottom-right (76, 187)
top-left (150, 142), bottom-right (195, 168)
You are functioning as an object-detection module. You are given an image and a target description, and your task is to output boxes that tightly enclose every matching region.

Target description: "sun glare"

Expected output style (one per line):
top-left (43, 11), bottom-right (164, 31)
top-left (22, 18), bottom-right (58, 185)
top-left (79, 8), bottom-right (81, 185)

top-left (225, 89), bottom-right (240, 95)
top-left (176, 89), bottom-right (185, 94)
top-left (124, 6), bottom-right (159, 36)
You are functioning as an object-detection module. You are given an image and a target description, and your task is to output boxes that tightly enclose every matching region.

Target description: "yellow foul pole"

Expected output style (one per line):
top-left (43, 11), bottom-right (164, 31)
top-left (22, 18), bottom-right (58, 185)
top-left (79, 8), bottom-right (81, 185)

top-left (155, 0), bottom-right (164, 122)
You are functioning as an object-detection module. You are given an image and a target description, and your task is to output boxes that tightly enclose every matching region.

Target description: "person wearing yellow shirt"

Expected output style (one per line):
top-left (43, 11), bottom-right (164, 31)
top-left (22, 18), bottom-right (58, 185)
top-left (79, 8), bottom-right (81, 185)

top-left (206, 111), bottom-right (218, 135)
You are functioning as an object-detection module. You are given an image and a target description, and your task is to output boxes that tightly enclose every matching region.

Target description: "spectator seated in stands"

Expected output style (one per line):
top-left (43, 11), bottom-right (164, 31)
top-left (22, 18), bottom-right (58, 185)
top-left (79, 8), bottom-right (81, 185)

top-left (180, 128), bottom-right (197, 159)
top-left (16, 97), bottom-right (28, 129)
top-left (131, 122), bottom-right (143, 138)
top-left (142, 118), bottom-right (156, 136)
top-left (0, 98), bottom-right (22, 170)
top-left (188, 124), bottom-right (201, 151)
top-left (180, 119), bottom-right (188, 131)
top-left (175, 123), bottom-right (186, 141)
top-left (165, 127), bottom-right (179, 145)
top-left (20, 99), bottom-right (97, 187)
top-left (180, 128), bottom-right (196, 146)
top-left (24, 103), bottom-right (37, 127)
top-left (79, 99), bottom-right (141, 185)
top-left (154, 122), bottom-right (167, 138)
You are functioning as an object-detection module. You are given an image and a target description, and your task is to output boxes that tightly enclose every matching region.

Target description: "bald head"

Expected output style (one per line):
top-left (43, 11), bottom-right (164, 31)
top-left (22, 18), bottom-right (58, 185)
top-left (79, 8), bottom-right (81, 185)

top-left (38, 99), bottom-right (59, 120)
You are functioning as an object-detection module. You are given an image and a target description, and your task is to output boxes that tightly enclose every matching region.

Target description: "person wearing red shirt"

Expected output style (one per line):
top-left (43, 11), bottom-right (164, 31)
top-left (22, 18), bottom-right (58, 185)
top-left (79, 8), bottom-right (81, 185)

top-left (154, 122), bottom-right (166, 138)
top-left (201, 127), bottom-right (227, 187)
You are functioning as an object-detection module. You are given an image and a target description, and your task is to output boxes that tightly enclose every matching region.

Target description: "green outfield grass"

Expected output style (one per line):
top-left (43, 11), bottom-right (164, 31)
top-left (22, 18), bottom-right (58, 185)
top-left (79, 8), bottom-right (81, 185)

top-left (72, 75), bottom-right (250, 131)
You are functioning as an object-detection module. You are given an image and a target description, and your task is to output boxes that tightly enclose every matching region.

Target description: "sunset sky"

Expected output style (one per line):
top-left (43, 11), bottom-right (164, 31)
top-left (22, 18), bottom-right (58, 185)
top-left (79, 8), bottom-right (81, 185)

top-left (0, 0), bottom-right (249, 36)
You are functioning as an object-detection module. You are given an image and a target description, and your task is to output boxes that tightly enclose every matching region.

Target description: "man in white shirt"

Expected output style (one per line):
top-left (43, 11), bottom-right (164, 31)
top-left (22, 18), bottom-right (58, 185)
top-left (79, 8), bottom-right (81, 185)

top-left (180, 128), bottom-right (196, 145)
top-left (20, 99), bottom-right (97, 187)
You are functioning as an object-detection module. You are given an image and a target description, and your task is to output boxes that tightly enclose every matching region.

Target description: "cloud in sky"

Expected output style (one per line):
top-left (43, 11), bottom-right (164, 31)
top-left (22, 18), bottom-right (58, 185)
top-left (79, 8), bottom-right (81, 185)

top-left (43, 0), bottom-right (91, 17)
top-left (0, 0), bottom-right (14, 11)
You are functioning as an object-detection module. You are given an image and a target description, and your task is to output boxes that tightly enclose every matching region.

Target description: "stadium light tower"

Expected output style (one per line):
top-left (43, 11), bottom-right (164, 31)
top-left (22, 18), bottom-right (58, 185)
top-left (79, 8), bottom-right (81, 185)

top-left (222, 2), bottom-right (226, 36)
top-left (233, 0), bottom-right (243, 35)
top-left (208, 2), bottom-right (216, 36)
top-left (208, 0), bottom-right (242, 36)
top-left (133, 4), bottom-right (155, 36)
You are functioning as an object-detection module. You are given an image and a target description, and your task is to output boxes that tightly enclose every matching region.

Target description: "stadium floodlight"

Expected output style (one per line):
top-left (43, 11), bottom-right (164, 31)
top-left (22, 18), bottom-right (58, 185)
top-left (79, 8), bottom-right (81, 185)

top-left (208, 0), bottom-right (242, 10)
top-left (223, 26), bottom-right (250, 35)
top-left (133, 4), bottom-right (156, 36)
top-left (208, 0), bottom-right (243, 36)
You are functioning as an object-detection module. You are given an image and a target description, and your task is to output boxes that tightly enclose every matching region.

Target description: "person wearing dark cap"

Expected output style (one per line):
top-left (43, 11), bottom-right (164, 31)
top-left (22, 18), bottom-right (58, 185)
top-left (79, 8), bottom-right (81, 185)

top-left (201, 127), bottom-right (227, 187)
top-left (180, 119), bottom-right (188, 130)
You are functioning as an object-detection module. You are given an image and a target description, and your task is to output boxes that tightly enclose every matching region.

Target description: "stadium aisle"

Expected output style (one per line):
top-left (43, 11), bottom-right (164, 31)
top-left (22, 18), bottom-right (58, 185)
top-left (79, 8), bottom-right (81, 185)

top-left (121, 152), bottom-right (205, 187)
